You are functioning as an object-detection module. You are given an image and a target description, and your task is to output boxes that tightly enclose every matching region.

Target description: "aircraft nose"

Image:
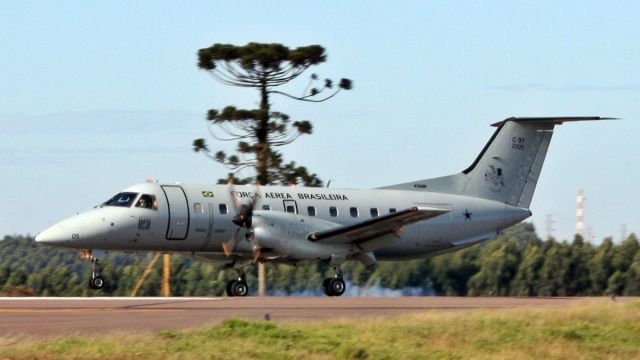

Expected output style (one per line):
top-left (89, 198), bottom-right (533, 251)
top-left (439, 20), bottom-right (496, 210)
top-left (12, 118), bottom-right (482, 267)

top-left (35, 210), bottom-right (110, 247)
top-left (35, 224), bottom-right (68, 244)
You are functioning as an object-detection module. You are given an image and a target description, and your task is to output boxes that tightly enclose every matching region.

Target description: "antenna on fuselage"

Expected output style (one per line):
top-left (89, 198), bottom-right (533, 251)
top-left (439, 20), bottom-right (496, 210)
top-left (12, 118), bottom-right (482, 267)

top-left (326, 180), bottom-right (332, 188)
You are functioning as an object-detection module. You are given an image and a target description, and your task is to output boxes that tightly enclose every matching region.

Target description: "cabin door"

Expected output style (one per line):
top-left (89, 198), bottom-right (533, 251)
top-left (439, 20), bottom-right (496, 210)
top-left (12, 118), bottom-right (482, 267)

top-left (161, 185), bottom-right (190, 240)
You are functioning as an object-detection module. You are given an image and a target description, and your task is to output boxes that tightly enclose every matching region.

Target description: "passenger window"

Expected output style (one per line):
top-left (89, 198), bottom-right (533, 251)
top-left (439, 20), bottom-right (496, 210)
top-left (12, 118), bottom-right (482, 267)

top-left (219, 204), bottom-right (228, 214)
top-left (262, 205), bottom-right (271, 211)
top-left (370, 208), bottom-right (379, 217)
top-left (329, 207), bottom-right (338, 217)
top-left (389, 208), bottom-right (397, 213)
top-left (194, 203), bottom-right (203, 214)
top-left (350, 207), bottom-right (358, 217)
top-left (308, 206), bottom-right (316, 216)
top-left (286, 205), bottom-right (296, 213)
top-left (135, 194), bottom-right (157, 210)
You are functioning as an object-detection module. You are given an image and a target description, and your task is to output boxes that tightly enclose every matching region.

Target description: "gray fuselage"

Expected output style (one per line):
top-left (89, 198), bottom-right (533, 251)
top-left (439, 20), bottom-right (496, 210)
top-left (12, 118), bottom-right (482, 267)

top-left (36, 182), bottom-right (530, 262)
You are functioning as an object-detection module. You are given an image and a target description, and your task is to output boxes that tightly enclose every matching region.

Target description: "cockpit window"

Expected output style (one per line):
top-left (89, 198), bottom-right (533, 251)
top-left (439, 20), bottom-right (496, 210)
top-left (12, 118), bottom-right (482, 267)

top-left (136, 194), bottom-right (157, 210)
top-left (104, 192), bottom-right (138, 207)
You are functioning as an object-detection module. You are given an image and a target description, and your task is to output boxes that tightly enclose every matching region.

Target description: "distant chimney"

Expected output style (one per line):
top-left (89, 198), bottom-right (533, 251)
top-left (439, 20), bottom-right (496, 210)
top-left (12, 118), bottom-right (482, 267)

top-left (576, 189), bottom-right (585, 238)
top-left (545, 214), bottom-right (555, 240)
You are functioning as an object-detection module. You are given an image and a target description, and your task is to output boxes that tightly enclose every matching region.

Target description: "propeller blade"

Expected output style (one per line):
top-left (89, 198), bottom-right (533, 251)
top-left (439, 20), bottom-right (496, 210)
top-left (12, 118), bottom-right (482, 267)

top-left (253, 249), bottom-right (261, 263)
top-left (222, 228), bottom-right (240, 256)
top-left (227, 179), bottom-right (243, 217)
top-left (250, 184), bottom-right (261, 208)
top-left (246, 231), bottom-right (261, 263)
top-left (222, 241), bottom-right (233, 257)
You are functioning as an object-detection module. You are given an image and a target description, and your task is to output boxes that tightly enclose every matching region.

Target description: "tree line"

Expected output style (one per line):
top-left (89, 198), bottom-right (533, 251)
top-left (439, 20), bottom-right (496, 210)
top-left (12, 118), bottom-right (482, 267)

top-left (1, 223), bottom-right (639, 297)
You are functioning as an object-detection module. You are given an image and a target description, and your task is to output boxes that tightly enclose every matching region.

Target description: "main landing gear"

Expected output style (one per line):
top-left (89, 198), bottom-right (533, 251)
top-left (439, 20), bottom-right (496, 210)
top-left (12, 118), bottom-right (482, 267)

top-left (323, 266), bottom-right (346, 297)
top-left (226, 270), bottom-right (249, 297)
top-left (88, 258), bottom-right (105, 290)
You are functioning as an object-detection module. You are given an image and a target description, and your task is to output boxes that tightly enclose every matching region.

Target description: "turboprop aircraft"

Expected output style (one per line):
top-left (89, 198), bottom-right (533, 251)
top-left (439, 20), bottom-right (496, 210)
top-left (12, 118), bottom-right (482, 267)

top-left (35, 116), bottom-right (609, 296)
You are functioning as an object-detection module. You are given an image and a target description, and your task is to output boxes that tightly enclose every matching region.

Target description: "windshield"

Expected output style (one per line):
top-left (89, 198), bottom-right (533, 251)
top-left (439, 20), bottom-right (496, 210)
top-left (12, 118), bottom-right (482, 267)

top-left (103, 192), bottom-right (138, 207)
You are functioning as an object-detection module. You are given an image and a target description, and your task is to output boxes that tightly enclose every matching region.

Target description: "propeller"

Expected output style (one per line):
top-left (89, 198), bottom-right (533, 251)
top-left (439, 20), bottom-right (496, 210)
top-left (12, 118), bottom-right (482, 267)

top-left (222, 180), bottom-right (261, 259)
top-left (232, 203), bottom-right (254, 228)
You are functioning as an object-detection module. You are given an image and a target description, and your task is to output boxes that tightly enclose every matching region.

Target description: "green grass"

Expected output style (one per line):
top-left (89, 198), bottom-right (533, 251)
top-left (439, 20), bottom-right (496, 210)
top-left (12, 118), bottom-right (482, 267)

top-left (1, 300), bottom-right (639, 359)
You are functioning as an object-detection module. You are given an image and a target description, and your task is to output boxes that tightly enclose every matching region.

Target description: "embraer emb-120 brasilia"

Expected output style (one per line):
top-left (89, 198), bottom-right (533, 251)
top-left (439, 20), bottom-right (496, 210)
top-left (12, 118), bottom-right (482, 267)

top-left (36, 117), bottom-right (610, 296)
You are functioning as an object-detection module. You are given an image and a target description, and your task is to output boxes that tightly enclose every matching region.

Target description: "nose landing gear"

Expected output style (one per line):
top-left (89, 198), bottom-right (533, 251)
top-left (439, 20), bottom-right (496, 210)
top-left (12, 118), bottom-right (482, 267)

top-left (82, 250), bottom-right (107, 290)
top-left (88, 258), bottom-right (105, 290)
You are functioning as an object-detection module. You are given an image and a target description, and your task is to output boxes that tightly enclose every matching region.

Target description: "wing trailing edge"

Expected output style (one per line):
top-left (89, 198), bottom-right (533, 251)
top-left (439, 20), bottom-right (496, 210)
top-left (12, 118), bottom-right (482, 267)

top-left (307, 206), bottom-right (449, 245)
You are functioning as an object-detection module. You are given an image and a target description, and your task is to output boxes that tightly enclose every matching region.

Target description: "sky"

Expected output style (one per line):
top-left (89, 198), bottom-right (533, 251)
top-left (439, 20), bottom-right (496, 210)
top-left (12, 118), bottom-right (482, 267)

top-left (1, 1), bottom-right (639, 242)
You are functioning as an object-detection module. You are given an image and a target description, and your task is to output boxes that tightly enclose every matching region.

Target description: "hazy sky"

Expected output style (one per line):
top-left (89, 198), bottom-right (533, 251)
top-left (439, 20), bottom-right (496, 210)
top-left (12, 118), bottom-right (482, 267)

top-left (1, 1), bottom-right (639, 242)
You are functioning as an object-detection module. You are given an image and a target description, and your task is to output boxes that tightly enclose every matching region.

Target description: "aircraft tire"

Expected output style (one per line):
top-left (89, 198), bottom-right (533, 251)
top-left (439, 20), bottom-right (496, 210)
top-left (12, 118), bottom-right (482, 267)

top-left (328, 278), bottom-right (345, 297)
top-left (90, 276), bottom-right (105, 290)
top-left (226, 281), bottom-right (235, 296)
top-left (322, 278), bottom-right (333, 296)
top-left (231, 280), bottom-right (248, 297)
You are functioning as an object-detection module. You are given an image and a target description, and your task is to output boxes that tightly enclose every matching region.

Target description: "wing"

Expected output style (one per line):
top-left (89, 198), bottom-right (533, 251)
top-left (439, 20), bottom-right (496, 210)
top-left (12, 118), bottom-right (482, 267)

top-left (307, 206), bottom-right (449, 245)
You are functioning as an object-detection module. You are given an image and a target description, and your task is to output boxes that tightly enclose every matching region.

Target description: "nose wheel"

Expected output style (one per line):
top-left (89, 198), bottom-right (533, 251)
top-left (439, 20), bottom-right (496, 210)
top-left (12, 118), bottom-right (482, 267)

top-left (89, 275), bottom-right (105, 290)
top-left (88, 259), bottom-right (105, 290)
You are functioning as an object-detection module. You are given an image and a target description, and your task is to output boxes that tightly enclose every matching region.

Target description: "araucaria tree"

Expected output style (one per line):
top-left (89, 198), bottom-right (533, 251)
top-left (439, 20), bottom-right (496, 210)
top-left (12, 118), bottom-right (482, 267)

top-left (193, 43), bottom-right (352, 186)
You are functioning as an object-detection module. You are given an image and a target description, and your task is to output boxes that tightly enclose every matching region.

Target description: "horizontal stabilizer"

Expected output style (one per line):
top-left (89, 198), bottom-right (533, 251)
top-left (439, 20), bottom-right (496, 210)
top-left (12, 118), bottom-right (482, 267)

top-left (491, 116), bottom-right (617, 127)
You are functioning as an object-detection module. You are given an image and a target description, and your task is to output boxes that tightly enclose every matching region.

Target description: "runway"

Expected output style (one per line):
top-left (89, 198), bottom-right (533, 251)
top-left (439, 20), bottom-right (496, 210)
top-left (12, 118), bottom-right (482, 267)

top-left (0, 296), bottom-right (632, 337)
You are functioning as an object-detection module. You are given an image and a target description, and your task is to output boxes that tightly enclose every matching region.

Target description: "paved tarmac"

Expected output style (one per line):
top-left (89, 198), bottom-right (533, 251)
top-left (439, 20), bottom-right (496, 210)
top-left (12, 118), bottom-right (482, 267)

top-left (0, 296), bottom-right (633, 337)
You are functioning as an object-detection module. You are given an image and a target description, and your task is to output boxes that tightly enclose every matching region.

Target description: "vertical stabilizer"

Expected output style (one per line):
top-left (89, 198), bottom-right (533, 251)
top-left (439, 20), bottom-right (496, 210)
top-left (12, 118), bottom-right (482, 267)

top-left (461, 118), bottom-right (554, 208)
top-left (382, 117), bottom-right (611, 209)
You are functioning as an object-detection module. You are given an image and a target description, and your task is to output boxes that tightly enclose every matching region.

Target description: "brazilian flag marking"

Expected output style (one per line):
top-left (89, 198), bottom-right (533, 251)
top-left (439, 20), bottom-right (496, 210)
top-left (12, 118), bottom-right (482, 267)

top-left (202, 191), bottom-right (214, 198)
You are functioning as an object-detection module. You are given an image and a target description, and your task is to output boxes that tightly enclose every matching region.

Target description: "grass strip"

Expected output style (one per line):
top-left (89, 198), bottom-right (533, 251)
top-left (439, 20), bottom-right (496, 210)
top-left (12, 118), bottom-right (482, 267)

top-left (0, 300), bottom-right (638, 359)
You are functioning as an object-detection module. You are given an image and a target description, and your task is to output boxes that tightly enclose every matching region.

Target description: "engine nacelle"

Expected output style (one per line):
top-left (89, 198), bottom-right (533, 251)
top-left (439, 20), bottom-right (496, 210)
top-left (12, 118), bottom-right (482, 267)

top-left (251, 211), bottom-right (356, 260)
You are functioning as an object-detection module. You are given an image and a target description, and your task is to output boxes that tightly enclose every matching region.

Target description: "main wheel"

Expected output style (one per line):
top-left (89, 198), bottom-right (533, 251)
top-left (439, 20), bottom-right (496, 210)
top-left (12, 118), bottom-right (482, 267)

top-left (231, 280), bottom-right (248, 297)
top-left (329, 278), bottom-right (345, 297)
top-left (89, 275), bottom-right (105, 290)
top-left (226, 280), bottom-right (235, 296)
top-left (322, 278), bottom-right (333, 296)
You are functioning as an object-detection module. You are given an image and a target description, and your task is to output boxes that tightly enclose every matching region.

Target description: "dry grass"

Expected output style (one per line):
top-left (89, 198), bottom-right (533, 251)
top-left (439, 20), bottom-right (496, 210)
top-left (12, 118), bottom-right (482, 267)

top-left (0, 300), bottom-right (638, 359)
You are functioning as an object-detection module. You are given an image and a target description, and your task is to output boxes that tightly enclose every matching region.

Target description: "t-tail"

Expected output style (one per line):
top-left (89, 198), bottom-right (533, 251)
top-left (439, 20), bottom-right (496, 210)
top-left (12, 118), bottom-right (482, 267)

top-left (383, 117), bottom-right (613, 208)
